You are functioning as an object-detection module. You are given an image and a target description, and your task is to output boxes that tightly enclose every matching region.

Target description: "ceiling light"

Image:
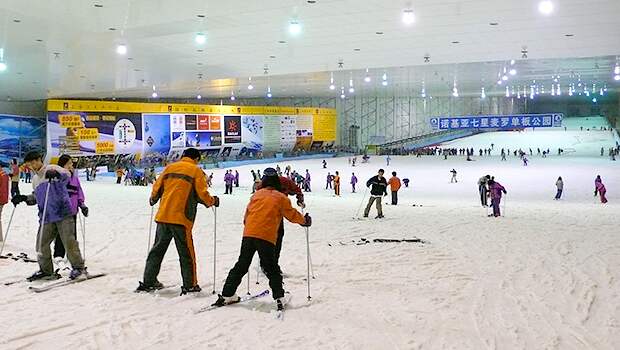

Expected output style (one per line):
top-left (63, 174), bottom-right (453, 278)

top-left (348, 87), bottom-right (355, 93)
top-left (502, 75), bottom-right (508, 81)
top-left (510, 59), bottom-right (516, 65)
top-left (267, 86), bottom-right (272, 98)
top-left (614, 75), bottom-right (620, 81)
top-left (538, 1), bottom-right (554, 15)
top-left (289, 20), bottom-right (302, 35)
top-left (402, 9), bottom-right (415, 25)
top-left (329, 84), bottom-right (336, 90)
top-left (151, 92), bottom-right (158, 98)
top-left (364, 68), bottom-right (371, 82)
top-left (452, 82), bottom-right (459, 97)
top-left (230, 91), bottom-right (236, 101)
top-left (195, 33), bottom-right (206, 44)
top-left (497, 80), bottom-right (503, 85)
top-left (481, 87), bottom-right (486, 99)
top-left (614, 65), bottom-right (620, 75)
top-left (509, 68), bottom-right (517, 76)
top-left (592, 97), bottom-right (597, 103)
top-left (340, 87), bottom-right (346, 99)
top-left (329, 72), bottom-right (336, 90)
top-left (0, 62), bottom-right (7, 72)
top-left (421, 85), bottom-right (426, 98)
top-left (116, 44), bottom-right (127, 55)
top-left (505, 86), bottom-right (510, 97)
top-left (247, 77), bottom-right (254, 90)
top-left (557, 84), bottom-right (562, 95)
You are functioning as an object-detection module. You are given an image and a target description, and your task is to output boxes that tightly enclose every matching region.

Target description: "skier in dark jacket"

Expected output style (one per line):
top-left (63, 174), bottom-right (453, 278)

top-left (363, 169), bottom-right (388, 218)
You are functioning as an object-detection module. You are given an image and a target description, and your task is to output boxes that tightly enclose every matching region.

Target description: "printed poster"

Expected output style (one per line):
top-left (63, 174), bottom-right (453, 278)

top-left (241, 115), bottom-right (264, 151)
top-left (224, 116), bottom-right (242, 144)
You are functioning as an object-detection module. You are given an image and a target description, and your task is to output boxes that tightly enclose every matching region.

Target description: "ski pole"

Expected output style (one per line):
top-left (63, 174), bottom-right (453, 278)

top-left (246, 270), bottom-right (251, 295)
top-left (80, 213), bottom-right (86, 263)
top-left (255, 259), bottom-right (260, 285)
top-left (212, 206), bottom-right (217, 294)
top-left (305, 223), bottom-right (312, 301)
top-left (502, 194), bottom-right (507, 217)
top-left (147, 206), bottom-right (154, 256)
top-left (354, 187), bottom-right (369, 218)
top-left (0, 205), bottom-right (17, 257)
top-left (37, 181), bottom-right (52, 256)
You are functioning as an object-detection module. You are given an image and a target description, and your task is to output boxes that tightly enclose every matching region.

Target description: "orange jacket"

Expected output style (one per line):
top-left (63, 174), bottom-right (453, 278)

top-left (116, 169), bottom-right (124, 177)
top-left (333, 175), bottom-right (340, 185)
top-left (243, 188), bottom-right (305, 245)
top-left (388, 176), bottom-right (401, 191)
top-left (150, 157), bottom-right (216, 232)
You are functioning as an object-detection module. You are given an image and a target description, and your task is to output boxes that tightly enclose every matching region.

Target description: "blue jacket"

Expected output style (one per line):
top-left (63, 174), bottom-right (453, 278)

top-left (29, 165), bottom-right (73, 225)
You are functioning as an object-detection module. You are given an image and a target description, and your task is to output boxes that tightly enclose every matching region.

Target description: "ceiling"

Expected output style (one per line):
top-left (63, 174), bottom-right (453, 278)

top-left (0, 0), bottom-right (619, 100)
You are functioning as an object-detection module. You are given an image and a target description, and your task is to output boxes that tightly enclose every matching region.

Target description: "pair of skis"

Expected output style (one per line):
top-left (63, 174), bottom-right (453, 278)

top-left (194, 289), bottom-right (291, 320)
top-left (3, 273), bottom-right (106, 291)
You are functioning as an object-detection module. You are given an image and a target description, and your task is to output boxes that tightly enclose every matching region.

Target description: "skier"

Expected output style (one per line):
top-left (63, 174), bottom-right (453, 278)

top-left (333, 171), bottom-right (341, 196)
top-left (386, 155), bottom-right (391, 166)
top-left (501, 149), bottom-right (506, 161)
top-left (24, 165), bottom-right (32, 183)
top-left (594, 175), bottom-right (608, 204)
top-left (403, 178), bottom-right (410, 188)
top-left (116, 167), bottom-right (124, 184)
top-left (10, 151), bottom-right (87, 280)
top-left (477, 175), bottom-right (491, 207)
top-left (53, 155), bottom-right (89, 267)
top-left (10, 158), bottom-right (20, 197)
top-left (350, 173), bottom-right (358, 193)
top-left (256, 168), bottom-right (305, 275)
top-left (554, 176), bottom-right (563, 200)
top-left (224, 170), bottom-right (234, 194)
top-left (276, 165), bottom-right (281, 175)
top-left (234, 170), bottom-right (239, 187)
top-left (0, 167), bottom-right (8, 241)
top-left (304, 170), bottom-right (311, 192)
top-left (522, 157), bottom-right (529, 166)
top-left (325, 172), bottom-right (333, 190)
top-left (388, 171), bottom-right (401, 205)
top-left (450, 169), bottom-right (458, 183)
top-left (363, 169), bottom-right (388, 218)
top-left (214, 169), bottom-right (311, 309)
top-left (251, 170), bottom-right (258, 193)
top-left (207, 173), bottom-right (213, 187)
top-left (352, 157), bottom-right (357, 167)
top-left (137, 148), bottom-right (219, 294)
top-left (322, 160), bottom-right (327, 169)
top-left (487, 179), bottom-right (507, 217)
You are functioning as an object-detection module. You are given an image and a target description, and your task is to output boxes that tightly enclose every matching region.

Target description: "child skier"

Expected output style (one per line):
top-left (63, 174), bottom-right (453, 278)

top-left (594, 175), bottom-right (608, 204)
top-left (11, 151), bottom-right (87, 281)
top-left (350, 173), bottom-right (358, 193)
top-left (333, 171), bottom-right (341, 196)
top-left (487, 179), bottom-right (507, 217)
top-left (554, 177), bottom-right (563, 200)
top-left (137, 148), bottom-right (219, 294)
top-left (213, 168), bottom-right (311, 310)
top-left (363, 169), bottom-right (388, 218)
top-left (450, 169), bottom-right (458, 183)
top-left (388, 171), bottom-right (401, 205)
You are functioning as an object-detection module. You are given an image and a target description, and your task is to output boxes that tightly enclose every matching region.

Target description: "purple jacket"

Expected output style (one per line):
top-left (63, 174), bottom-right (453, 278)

top-left (224, 173), bottom-right (235, 185)
top-left (66, 171), bottom-right (85, 216)
top-left (305, 173), bottom-right (311, 181)
top-left (351, 175), bottom-right (358, 185)
top-left (234, 172), bottom-right (239, 181)
top-left (489, 182), bottom-right (506, 200)
top-left (33, 170), bottom-right (72, 224)
top-left (596, 182), bottom-right (606, 193)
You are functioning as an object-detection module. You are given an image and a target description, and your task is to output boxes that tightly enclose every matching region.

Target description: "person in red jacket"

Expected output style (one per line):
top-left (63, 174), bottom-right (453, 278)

top-left (0, 168), bottom-right (9, 241)
top-left (256, 172), bottom-right (305, 275)
top-left (214, 168), bottom-right (311, 308)
top-left (388, 171), bottom-right (401, 205)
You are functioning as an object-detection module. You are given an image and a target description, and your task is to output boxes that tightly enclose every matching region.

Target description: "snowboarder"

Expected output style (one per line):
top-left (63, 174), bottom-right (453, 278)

top-left (53, 155), bottom-right (89, 266)
top-left (388, 172), bottom-right (401, 205)
top-left (333, 171), bottom-right (341, 196)
top-left (350, 173), bottom-right (358, 193)
top-left (11, 151), bottom-right (87, 281)
top-left (487, 179), bottom-right (507, 217)
top-left (594, 175), bottom-right (608, 204)
top-left (234, 170), bottom-right (240, 187)
top-left (478, 175), bottom-right (490, 207)
top-left (0, 168), bottom-right (8, 241)
top-left (450, 169), bottom-right (458, 183)
top-left (10, 158), bottom-right (20, 197)
top-left (137, 148), bottom-right (219, 294)
top-left (256, 169), bottom-right (305, 274)
top-left (325, 172), bottom-right (333, 190)
top-left (363, 169), bottom-right (388, 218)
top-left (214, 169), bottom-right (311, 308)
top-left (554, 176), bottom-right (563, 200)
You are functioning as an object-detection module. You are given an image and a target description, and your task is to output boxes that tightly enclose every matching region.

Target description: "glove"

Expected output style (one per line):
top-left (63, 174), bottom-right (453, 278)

top-left (80, 205), bottom-right (89, 217)
top-left (503, 190), bottom-right (507, 194)
top-left (149, 197), bottom-right (158, 206)
top-left (11, 194), bottom-right (27, 206)
top-left (212, 196), bottom-right (220, 208)
top-left (301, 213), bottom-right (312, 227)
top-left (297, 200), bottom-right (306, 209)
top-left (45, 169), bottom-right (61, 180)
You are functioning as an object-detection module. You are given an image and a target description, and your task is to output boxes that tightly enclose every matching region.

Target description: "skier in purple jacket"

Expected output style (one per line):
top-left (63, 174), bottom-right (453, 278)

top-left (304, 170), bottom-right (311, 192)
top-left (11, 151), bottom-right (87, 281)
top-left (350, 173), bottom-right (358, 193)
top-left (224, 170), bottom-right (235, 194)
top-left (487, 179), bottom-right (507, 217)
top-left (53, 155), bottom-right (89, 261)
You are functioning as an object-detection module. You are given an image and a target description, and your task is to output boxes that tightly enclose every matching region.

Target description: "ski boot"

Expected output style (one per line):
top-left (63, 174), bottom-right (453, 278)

top-left (69, 267), bottom-right (88, 280)
top-left (180, 284), bottom-right (202, 296)
top-left (212, 294), bottom-right (240, 307)
top-left (27, 270), bottom-right (61, 282)
top-left (135, 281), bottom-right (165, 293)
top-left (375, 215), bottom-right (384, 219)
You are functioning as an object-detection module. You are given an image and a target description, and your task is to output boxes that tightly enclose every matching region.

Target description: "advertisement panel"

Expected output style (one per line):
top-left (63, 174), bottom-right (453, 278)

top-left (280, 115), bottom-right (296, 151)
top-left (224, 116), bottom-right (242, 144)
top-left (312, 113), bottom-right (337, 141)
top-left (241, 115), bottom-right (264, 151)
top-left (142, 114), bottom-right (171, 159)
top-left (294, 114), bottom-right (313, 151)
top-left (0, 114), bottom-right (45, 167)
top-left (185, 132), bottom-right (222, 148)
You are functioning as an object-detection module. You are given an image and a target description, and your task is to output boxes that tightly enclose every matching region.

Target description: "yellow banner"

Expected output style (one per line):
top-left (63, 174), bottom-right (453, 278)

top-left (77, 128), bottom-right (99, 141)
top-left (59, 114), bottom-right (83, 128)
top-left (95, 141), bottom-right (115, 154)
top-left (47, 99), bottom-right (337, 116)
top-left (312, 113), bottom-right (337, 141)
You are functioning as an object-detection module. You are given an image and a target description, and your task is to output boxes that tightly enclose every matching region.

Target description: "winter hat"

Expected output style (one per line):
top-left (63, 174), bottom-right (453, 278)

top-left (57, 154), bottom-right (73, 168)
top-left (261, 167), bottom-right (281, 191)
top-left (182, 148), bottom-right (201, 160)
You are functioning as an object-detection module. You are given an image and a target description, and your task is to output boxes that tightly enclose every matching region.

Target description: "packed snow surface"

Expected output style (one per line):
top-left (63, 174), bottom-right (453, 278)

top-left (1, 154), bottom-right (619, 349)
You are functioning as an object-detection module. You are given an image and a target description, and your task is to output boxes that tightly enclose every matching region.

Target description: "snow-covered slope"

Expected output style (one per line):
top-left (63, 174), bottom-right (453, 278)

top-left (1, 155), bottom-right (619, 349)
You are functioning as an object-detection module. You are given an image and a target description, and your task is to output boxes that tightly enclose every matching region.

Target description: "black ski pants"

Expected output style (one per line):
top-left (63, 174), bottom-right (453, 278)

top-left (222, 237), bottom-right (284, 299)
top-left (391, 191), bottom-right (398, 205)
top-left (479, 185), bottom-right (488, 206)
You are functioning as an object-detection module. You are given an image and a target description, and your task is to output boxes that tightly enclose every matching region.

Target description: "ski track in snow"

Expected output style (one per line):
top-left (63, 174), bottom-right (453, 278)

top-left (1, 153), bottom-right (619, 349)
